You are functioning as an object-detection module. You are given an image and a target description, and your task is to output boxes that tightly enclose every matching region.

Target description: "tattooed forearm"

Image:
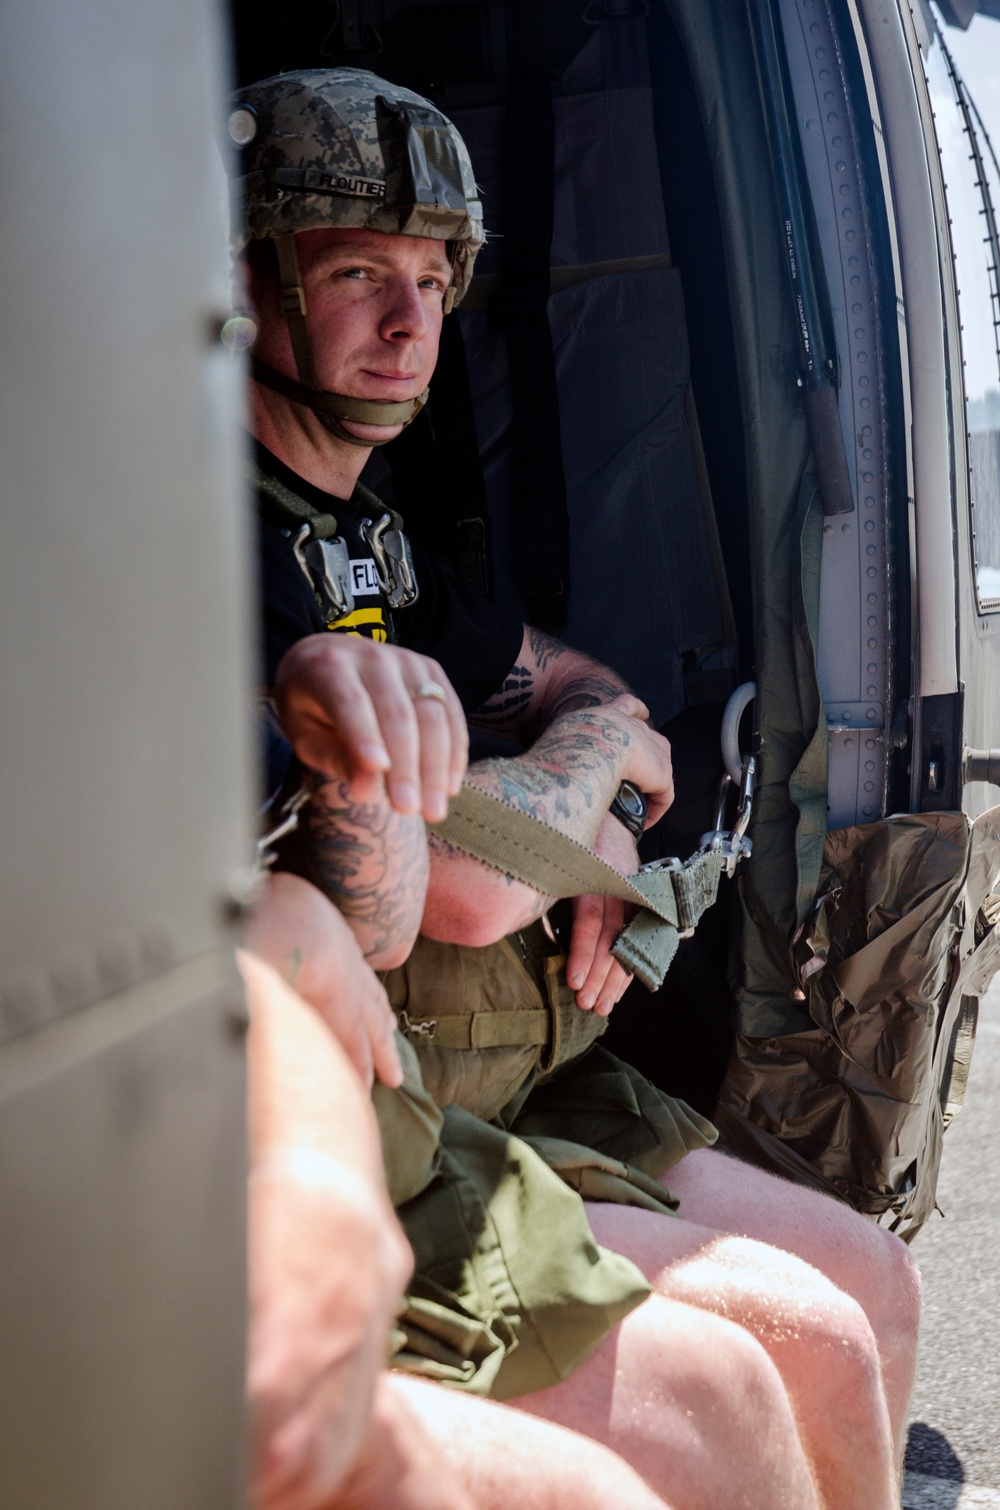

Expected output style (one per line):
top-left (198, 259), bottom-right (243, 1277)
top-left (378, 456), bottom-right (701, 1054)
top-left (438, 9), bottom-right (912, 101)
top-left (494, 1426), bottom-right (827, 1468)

top-left (422, 707), bottom-right (636, 941)
top-left (470, 626), bottom-right (634, 740)
top-left (301, 772), bottom-right (428, 964)
top-left (546, 673), bottom-right (634, 721)
top-left (467, 707), bottom-right (634, 846)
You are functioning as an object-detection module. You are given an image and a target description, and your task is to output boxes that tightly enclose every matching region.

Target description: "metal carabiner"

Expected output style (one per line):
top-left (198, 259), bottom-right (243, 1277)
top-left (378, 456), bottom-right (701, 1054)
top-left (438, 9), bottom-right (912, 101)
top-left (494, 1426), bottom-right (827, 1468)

top-left (732, 754), bottom-right (755, 843)
top-left (361, 513), bottom-right (419, 610)
top-left (292, 523), bottom-right (354, 621)
top-left (256, 785), bottom-right (310, 872)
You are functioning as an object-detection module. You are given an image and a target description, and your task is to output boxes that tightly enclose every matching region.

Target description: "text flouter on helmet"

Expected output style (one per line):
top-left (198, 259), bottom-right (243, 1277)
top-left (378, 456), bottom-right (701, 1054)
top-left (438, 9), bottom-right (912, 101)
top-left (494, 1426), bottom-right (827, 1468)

top-left (229, 68), bottom-right (484, 297)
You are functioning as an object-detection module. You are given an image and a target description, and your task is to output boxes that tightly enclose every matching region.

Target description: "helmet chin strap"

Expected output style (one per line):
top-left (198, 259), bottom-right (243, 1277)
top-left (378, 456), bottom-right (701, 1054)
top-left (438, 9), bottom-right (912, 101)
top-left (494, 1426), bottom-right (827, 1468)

top-left (260, 232), bottom-right (429, 447)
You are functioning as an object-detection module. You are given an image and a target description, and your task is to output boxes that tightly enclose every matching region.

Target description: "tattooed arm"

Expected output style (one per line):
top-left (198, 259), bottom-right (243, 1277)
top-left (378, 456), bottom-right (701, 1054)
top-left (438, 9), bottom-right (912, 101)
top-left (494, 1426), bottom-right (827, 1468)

top-left (420, 705), bottom-right (673, 949)
top-left (269, 636), bottom-right (461, 968)
top-left (292, 770), bottom-right (429, 971)
top-left (469, 625), bottom-right (649, 743)
top-left (466, 628), bottom-right (674, 1012)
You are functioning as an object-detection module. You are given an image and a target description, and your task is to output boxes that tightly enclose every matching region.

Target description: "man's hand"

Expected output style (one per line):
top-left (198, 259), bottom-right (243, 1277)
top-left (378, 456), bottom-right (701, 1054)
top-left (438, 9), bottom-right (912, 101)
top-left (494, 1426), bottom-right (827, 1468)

top-left (566, 811), bottom-right (639, 1015)
top-left (423, 704), bottom-right (674, 952)
top-left (564, 708), bottom-right (672, 1013)
top-left (247, 872), bottom-right (403, 1090)
top-left (607, 694), bottom-right (674, 825)
top-left (275, 635), bottom-right (468, 824)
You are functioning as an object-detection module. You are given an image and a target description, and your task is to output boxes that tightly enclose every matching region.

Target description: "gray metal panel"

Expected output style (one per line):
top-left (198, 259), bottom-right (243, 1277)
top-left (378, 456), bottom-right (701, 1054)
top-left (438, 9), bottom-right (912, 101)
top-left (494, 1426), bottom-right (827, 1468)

top-left (0, 0), bottom-right (252, 1500)
top-left (0, 0), bottom-right (254, 1036)
top-left (779, 0), bottom-right (893, 828)
top-left (0, 954), bottom-right (247, 1510)
top-left (856, 0), bottom-right (960, 712)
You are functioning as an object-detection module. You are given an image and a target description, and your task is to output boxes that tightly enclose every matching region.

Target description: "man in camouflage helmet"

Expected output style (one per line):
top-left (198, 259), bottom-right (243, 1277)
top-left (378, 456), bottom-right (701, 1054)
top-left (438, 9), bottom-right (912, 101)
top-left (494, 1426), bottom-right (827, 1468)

top-left (232, 68), bottom-right (920, 1508)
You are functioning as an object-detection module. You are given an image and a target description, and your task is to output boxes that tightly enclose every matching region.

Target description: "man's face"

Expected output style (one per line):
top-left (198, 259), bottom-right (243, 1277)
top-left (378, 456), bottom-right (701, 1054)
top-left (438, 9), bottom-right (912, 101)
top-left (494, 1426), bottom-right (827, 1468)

top-left (249, 226), bottom-right (451, 444)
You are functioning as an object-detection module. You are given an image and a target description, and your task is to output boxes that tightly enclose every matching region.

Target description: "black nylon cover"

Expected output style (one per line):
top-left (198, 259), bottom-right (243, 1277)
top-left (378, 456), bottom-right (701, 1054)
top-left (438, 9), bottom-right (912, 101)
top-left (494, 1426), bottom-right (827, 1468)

top-left (447, 45), bottom-right (728, 726)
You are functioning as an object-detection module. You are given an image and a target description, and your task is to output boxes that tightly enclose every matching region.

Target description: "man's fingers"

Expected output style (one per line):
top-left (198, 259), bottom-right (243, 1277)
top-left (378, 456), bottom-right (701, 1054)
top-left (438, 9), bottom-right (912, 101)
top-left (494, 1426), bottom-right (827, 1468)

top-left (606, 692), bottom-right (651, 723)
top-left (566, 892), bottom-right (606, 1001)
top-left (595, 961), bottom-right (632, 1016)
top-left (575, 899), bottom-right (627, 1010)
top-left (357, 654), bottom-right (424, 816)
top-left (368, 987), bottom-right (404, 1089)
top-left (405, 656), bottom-right (467, 818)
top-left (409, 687), bottom-right (453, 825)
top-left (277, 639), bottom-right (391, 781)
top-left (275, 638), bottom-right (468, 817)
top-left (434, 663), bottom-right (469, 796)
top-left (621, 725), bottom-right (675, 826)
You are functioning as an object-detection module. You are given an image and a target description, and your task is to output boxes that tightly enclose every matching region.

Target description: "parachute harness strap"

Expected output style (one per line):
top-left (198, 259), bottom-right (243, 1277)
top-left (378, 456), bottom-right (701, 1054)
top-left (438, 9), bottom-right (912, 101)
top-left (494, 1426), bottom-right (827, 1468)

top-left (429, 778), bottom-right (753, 993)
top-left (254, 233), bottom-right (429, 446)
top-left (252, 462), bottom-right (340, 539)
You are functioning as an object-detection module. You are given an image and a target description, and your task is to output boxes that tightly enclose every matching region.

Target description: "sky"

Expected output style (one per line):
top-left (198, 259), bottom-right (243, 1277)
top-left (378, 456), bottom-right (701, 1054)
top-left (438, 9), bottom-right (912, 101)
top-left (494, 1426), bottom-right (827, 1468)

top-left (938, 10), bottom-right (1000, 140)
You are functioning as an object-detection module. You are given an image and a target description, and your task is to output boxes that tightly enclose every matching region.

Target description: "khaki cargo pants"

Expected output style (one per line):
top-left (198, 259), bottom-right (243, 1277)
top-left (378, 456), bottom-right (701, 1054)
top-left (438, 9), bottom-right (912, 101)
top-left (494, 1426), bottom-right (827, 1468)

top-left (374, 922), bottom-right (716, 1399)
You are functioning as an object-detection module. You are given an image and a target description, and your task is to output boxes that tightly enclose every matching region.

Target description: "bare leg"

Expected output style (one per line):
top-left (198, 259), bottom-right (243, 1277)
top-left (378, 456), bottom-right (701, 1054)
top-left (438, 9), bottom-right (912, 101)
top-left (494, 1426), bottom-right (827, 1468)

top-left (389, 1373), bottom-right (671, 1510)
top-left (330, 1373), bottom-right (475, 1510)
top-left (585, 1202), bottom-right (898, 1510)
top-left (511, 1292), bottom-right (819, 1510)
top-left (667, 1147), bottom-right (921, 1451)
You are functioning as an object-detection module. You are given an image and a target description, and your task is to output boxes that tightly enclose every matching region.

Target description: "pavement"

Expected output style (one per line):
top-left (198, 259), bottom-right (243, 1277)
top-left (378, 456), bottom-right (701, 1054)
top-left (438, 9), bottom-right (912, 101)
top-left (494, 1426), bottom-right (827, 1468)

top-left (901, 977), bottom-right (1000, 1505)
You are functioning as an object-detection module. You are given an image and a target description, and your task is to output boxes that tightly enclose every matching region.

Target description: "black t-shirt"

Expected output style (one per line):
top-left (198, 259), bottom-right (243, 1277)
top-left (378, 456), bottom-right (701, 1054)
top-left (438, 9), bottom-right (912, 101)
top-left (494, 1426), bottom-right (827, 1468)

top-left (255, 441), bottom-right (522, 711)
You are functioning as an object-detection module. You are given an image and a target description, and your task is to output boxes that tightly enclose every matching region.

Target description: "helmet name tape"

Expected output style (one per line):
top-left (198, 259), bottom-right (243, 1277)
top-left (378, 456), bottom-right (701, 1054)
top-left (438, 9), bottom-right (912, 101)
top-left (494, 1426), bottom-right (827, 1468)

top-left (237, 167), bottom-right (386, 200)
top-left (327, 173), bottom-right (384, 198)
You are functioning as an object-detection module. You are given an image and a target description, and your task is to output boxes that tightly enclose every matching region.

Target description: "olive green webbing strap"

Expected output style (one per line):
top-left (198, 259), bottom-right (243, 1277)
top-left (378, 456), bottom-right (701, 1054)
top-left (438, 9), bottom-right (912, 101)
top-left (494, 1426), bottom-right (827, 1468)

top-left (251, 355), bottom-right (429, 428)
top-left (251, 465), bottom-right (408, 543)
top-left (396, 1008), bottom-right (550, 1050)
top-left (251, 462), bottom-right (341, 539)
top-left (429, 784), bottom-right (724, 991)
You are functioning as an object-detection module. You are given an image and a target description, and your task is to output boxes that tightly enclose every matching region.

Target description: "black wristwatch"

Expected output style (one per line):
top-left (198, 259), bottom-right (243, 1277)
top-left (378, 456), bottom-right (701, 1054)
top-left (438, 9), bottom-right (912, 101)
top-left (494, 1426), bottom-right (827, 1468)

top-left (609, 780), bottom-right (647, 840)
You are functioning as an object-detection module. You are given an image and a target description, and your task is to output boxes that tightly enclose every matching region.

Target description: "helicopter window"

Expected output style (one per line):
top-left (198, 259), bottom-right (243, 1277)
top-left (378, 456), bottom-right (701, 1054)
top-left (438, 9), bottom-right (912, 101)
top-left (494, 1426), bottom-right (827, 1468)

top-left (926, 25), bottom-right (1000, 612)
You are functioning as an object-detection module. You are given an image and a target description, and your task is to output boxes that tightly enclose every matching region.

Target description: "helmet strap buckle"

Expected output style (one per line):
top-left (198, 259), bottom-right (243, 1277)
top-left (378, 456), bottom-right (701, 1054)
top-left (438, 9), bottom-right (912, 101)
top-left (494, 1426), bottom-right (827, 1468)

top-left (278, 285), bottom-right (307, 318)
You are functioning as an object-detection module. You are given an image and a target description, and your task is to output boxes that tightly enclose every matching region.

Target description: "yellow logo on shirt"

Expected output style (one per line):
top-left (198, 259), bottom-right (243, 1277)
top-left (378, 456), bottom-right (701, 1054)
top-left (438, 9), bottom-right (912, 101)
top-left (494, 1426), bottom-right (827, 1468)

top-left (328, 605), bottom-right (388, 642)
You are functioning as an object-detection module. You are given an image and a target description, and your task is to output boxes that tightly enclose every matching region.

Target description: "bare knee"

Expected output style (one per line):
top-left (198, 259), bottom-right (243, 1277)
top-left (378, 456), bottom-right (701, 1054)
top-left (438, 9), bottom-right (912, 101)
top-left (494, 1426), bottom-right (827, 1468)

top-left (872, 1226), bottom-right (922, 1336)
top-left (784, 1284), bottom-right (888, 1432)
top-left (393, 1373), bottom-right (669, 1510)
top-left (621, 1301), bottom-right (819, 1506)
top-left (702, 1312), bottom-right (807, 1446)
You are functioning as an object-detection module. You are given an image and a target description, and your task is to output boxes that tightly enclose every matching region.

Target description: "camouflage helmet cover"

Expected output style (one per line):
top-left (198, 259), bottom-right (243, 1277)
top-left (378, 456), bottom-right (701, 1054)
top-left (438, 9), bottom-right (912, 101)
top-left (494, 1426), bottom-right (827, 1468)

top-left (229, 68), bottom-right (484, 304)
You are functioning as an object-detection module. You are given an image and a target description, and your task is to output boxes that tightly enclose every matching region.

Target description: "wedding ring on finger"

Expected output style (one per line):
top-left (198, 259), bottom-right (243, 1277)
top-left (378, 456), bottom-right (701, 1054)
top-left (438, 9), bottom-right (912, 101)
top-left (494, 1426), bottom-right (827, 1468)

top-left (409, 680), bottom-right (448, 706)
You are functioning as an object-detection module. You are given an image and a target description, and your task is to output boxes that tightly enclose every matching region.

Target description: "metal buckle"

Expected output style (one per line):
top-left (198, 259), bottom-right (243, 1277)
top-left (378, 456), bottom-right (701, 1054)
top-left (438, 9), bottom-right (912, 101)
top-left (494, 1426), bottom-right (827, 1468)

top-left (278, 285), bottom-right (307, 317)
top-left (399, 1010), bottom-right (437, 1040)
top-left (361, 514), bottom-right (420, 610)
top-left (292, 524), bottom-right (354, 621)
top-left (694, 755), bottom-right (756, 878)
top-left (256, 784), bottom-right (310, 873)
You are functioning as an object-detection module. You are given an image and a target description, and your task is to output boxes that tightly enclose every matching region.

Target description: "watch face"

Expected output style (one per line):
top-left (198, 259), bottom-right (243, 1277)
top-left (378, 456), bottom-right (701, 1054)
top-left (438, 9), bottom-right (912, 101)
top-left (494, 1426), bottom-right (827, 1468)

top-left (618, 784), bottom-right (646, 822)
top-left (613, 781), bottom-right (647, 837)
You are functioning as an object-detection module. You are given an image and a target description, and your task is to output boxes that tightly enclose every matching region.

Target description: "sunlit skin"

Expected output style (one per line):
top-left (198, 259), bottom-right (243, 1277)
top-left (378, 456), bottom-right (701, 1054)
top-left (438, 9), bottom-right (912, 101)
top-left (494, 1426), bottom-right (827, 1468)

top-left (247, 226), bottom-right (451, 499)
